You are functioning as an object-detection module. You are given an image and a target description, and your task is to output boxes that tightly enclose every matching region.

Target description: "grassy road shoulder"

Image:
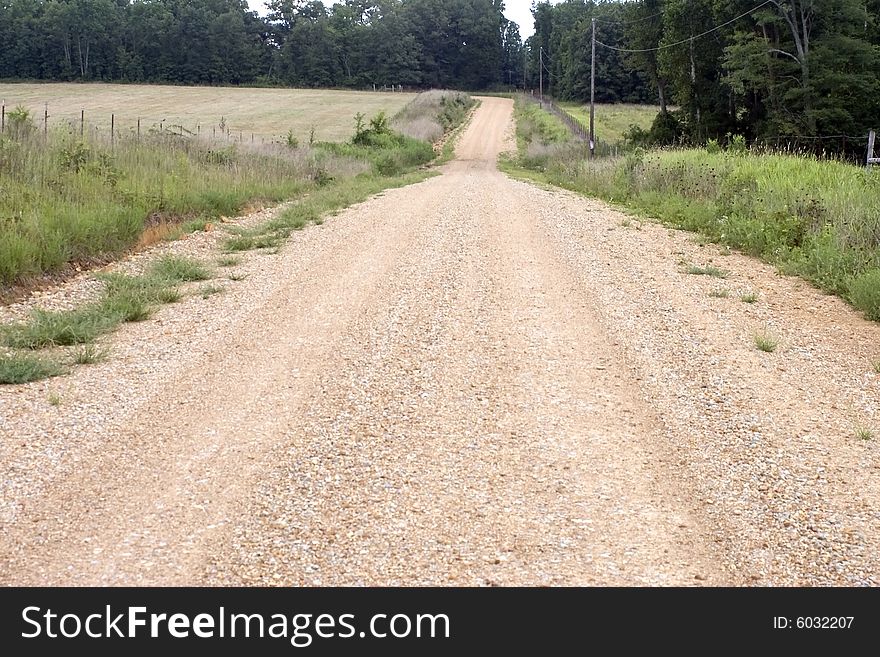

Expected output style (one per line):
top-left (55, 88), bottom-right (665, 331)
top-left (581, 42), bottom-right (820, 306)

top-left (0, 91), bottom-right (476, 384)
top-left (501, 97), bottom-right (880, 323)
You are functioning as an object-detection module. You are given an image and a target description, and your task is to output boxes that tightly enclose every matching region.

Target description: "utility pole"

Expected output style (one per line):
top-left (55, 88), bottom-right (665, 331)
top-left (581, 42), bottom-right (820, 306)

top-left (539, 46), bottom-right (544, 105)
top-left (589, 17), bottom-right (596, 160)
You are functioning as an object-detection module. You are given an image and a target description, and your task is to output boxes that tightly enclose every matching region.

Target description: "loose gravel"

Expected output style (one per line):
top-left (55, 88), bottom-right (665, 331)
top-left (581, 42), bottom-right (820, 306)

top-left (0, 98), bottom-right (877, 586)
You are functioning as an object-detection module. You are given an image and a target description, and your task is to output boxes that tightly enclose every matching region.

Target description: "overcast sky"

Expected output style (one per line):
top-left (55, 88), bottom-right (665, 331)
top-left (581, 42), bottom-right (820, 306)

top-left (246, 1), bottom-right (542, 39)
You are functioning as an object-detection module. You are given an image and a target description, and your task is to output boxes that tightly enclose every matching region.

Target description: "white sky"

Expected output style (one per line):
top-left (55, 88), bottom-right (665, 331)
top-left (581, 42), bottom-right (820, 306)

top-left (247, 1), bottom-right (542, 39)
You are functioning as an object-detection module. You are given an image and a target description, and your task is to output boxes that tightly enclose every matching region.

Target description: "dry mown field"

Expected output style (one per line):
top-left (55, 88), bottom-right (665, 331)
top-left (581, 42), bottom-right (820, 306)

top-left (0, 83), bottom-right (416, 142)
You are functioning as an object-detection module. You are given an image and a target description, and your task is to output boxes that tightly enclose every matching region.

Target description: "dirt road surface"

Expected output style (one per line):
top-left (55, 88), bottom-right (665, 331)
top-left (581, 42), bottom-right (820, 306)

top-left (1, 98), bottom-right (878, 586)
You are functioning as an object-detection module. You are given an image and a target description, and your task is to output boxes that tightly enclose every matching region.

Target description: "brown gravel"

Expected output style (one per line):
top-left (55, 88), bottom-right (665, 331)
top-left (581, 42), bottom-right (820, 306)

top-left (0, 97), bottom-right (878, 586)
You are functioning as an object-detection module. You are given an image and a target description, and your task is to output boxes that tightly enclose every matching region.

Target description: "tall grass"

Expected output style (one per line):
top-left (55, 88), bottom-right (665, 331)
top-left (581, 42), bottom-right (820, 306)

top-left (0, 128), bottom-right (319, 285)
top-left (0, 91), bottom-right (473, 289)
top-left (507, 99), bottom-right (880, 321)
top-left (392, 90), bottom-right (475, 143)
top-left (560, 102), bottom-right (661, 146)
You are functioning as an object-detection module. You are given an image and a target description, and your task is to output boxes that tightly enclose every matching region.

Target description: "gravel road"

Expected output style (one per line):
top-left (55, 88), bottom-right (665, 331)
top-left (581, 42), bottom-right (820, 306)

top-left (1, 97), bottom-right (878, 586)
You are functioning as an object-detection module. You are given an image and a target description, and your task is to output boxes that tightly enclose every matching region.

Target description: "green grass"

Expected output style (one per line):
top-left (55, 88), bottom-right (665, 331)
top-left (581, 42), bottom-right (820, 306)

top-left (854, 425), bottom-right (874, 441)
top-left (217, 255), bottom-right (241, 267)
top-left (686, 264), bottom-right (729, 278)
top-left (754, 331), bottom-right (779, 353)
top-left (560, 102), bottom-right (661, 145)
top-left (47, 391), bottom-right (62, 406)
top-left (222, 169), bottom-right (434, 255)
top-left (872, 359), bottom-right (880, 374)
top-left (0, 88), bottom-right (465, 289)
top-left (740, 292), bottom-right (759, 304)
top-left (2, 267), bottom-right (192, 351)
top-left (228, 272), bottom-right (247, 282)
top-left (2, 306), bottom-right (122, 348)
top-left (0, 132), bottom-right (313, 287)
top-left (708, 289), bottom-right (730, 298)
top-left (0, 90), bottom-right (466, 380)
top-left (150, 255), bottom-right (212, 282)
top-left (0, 352), bottom-right (65, 384)
top-left (505, 98), bottom-right (880, 323)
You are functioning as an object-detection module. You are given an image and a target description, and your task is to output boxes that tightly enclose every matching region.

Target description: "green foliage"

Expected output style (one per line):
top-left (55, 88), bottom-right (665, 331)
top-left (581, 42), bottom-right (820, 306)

top-left (510, 105), bottom-right (880, 322)
top-left (0, 132), bottom-right (315, 286)
top-left (686, 264), bottom-right (729, 278)
top-left (58, 140), bottom-right (91, 173)
top-left (0, 352), bottom-right (64, 384)
top-left (2, 307), bottom-right (120, 348)
top-left (150, 255), bottom-right (212, 283)
top-left (6, 106), bottom-right (36, 138)
top-left (286, 130), bottom-right (299, 149)
top-left (754, 331), bottom-right (779, 353)
top-left (847, 270), bottom-right (880, 321)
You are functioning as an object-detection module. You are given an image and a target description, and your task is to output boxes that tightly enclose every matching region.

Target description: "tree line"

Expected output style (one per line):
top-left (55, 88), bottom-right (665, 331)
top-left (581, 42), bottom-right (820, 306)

top-left (3, 1), bottom-right (877, 150)
top-left (526, 0), bottom-right (880, 150)
top-left (0, 0), bottom-right (519, 89)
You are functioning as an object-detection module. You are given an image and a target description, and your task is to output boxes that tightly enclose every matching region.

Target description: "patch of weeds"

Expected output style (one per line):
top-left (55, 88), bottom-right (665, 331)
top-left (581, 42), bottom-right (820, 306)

top-left (740, 292), bottom-right (759, 304)
top-left (73, 344), bottom-right (109, 365)
top-left (854, 425), bottom-right (874, 441)
top-left (182, 218), bottom-right (210, 234)
top-left (222, 234), bottom-right (281, 253)
top-left (156, 287), bottom-right (182, 304)
top-left (753, 330), bottom-right (778, 353)
top-left (217, 255), bottom-right (241, 267)
top-left (100, 293), bottom-right (154, 323)
top-left (686, 264), bottom-right (729, 278)
top-left (150, 255), bottom-right (212, 282)
top-left (47, 391), bottom-right (62, 406)
top-left (709, 289), bottom-right (730, 298)
top-left (2, 307), bottom-right (119, 348)
top-left (0, 353), bottom-right (65, 384)
top-left (620, 218), bottom-right (632, 228)
top-left (872, 359), bottom-right (880, 374)
top-left (228, 273), bottom-right (248, 282)
top-left (199, 284), bottom-right (225, 299)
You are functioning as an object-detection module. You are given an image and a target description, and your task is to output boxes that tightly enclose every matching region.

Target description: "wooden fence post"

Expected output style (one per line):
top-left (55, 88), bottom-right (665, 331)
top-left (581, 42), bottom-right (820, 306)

top-left (868, 130), bottom-right (877, 170)
top-left (1, 100), bottom-right (4, 133)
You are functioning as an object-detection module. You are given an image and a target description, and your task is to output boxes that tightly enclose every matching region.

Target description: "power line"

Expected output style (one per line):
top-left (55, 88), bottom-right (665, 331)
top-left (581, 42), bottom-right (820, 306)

top-left (596, 10), bottom-right (664, 26)
top-left (595, 0), bottom-right (772, 53)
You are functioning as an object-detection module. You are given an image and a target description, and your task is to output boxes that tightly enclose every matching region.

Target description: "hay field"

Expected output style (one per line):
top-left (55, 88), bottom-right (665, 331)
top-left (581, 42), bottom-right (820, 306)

top-left (0, 83), bottom-right (416, 142)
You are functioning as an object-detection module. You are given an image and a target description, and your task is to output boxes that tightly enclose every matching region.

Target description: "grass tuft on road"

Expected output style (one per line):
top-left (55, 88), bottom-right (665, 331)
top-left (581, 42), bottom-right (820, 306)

top-left (150, 255), bottom-right (213, 283)
top-left (0, 352), bottom-right (65, 384)
top-left (754, 331), bottom-right (779, 353)
top-left (687, 264), bottom-right (729, 278)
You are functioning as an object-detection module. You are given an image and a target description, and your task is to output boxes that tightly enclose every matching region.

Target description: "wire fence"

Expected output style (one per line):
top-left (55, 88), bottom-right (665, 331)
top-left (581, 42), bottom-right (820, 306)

top-left (521, 93), bottom-right (589, 142)
top-left (0, 100), bottom-right (290, 148)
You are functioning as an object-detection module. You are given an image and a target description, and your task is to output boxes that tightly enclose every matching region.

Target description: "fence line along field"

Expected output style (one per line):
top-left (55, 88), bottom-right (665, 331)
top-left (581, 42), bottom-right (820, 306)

top-left (0, 83), bottom-right (416, 142)
top-left (560, 103), bottom-right (661, 145)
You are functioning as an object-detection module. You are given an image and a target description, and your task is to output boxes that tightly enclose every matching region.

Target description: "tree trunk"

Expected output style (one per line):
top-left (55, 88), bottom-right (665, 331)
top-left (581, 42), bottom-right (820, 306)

top-left (76, 36), bottom-right (85, 77)
top-left (657, 77), bottom-right (668, 115)
top-left (689, 36), bottom-right (700, 131)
